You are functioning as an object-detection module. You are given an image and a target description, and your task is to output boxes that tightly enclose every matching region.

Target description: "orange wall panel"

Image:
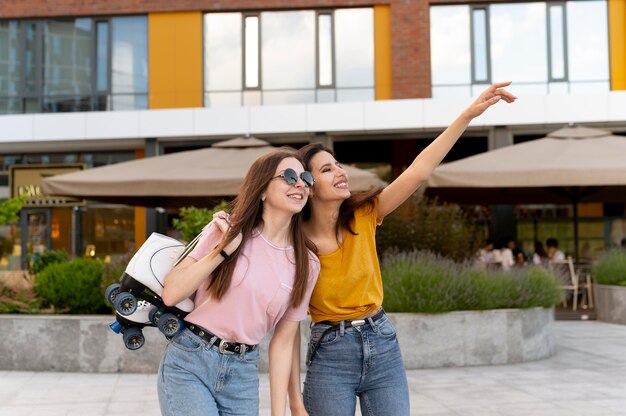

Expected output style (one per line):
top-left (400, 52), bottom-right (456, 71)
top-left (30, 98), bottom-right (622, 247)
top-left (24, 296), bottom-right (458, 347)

top-left (609, 0), bottom-right (626, 90)
top-left (374, 5), bottom-right (392, 100)
top-left (149, 12), bottom-right (203, 108)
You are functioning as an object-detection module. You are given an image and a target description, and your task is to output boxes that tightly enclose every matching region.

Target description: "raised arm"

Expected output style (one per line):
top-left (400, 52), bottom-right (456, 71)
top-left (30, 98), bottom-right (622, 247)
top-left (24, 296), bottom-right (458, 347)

top-left (377, 82), bottom-right (516, 220)
top-left (269, 319), bottom-right (302, 416)
top-left (161, 218), bottom-right (242, 306)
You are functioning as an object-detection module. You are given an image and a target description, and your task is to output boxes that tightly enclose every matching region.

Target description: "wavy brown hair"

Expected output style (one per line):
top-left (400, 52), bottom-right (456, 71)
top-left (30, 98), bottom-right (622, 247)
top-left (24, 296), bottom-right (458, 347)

top-left (210, 147), bottom-right (315, 308)
top-left (298, 143), bottom-right (383, 237)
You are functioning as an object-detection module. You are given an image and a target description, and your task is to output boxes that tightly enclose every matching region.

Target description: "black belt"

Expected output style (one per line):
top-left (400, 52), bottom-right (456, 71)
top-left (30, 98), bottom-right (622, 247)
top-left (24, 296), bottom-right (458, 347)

top-left (307, 309), bottom-right (386, 366)
top-left (186, 322), bottom-right (257, 354)
top-left (316, 308), bottom-right (385, 329)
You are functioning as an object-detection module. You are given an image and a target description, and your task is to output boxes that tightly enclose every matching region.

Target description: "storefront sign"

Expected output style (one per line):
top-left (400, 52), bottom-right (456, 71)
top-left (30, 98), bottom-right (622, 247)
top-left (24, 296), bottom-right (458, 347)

top-left (9, 164), bottom-right (86, 207)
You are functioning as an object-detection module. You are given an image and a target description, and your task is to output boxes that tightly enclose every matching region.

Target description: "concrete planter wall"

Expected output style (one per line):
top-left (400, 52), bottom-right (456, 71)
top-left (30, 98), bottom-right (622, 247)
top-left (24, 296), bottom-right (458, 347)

top-left (594, 284), bottom-right (626, 325)
top-left (0, 308), bottom-right (554, 373)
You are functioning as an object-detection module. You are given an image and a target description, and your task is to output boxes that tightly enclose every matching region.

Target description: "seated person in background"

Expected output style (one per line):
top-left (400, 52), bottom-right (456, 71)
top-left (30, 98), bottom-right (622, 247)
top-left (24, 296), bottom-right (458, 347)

top-left (476, 239), bottom-right (495, 263)
top-left (532, 241), bottom-right (549, 266)
top-left (493, 239), bottom-right (515, 271)
top-left (546, 238), bottom-right (566, 262)
top-left (505, 236), bottom-right (526, 265)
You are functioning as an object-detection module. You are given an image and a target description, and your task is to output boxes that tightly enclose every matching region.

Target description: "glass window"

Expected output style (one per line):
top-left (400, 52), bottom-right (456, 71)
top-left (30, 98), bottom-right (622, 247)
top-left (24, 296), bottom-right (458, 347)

top-left (42, 19), bottom-right (93, 97)
top-left (334, 8), bottom-right (374, 88)
top-left (204, 8), bottom-right (375, 107)
top-left (111, 16), bottom-right (148, 95)
top-left (0, 21), bottom-right (21, 99)
top-left (244, 15), bottom-right (259, 89)
top-left (205, 92), bottom-right (241, 107)
top-left (548, 4), bottom-right (566, 81)
top-left (262, 11), bottom-right (315, 90)
top-left (96, 21), bottom-right (109, 92)
top-left (337, 88), bottom-right (374, 102)
top-left (567, 0), bottom-right (609, 83)
top-left (205, 13), bottom-right (242, 91)
top-left (318, 13), bottom-right (333, 87)
top-left (263, 90), bottom-right (315, 105)
top-left (471, 8), bottom-right (489, 83)
top-left (490, 3), bottom-right (547, 85)
top-left (430, 6), bottom-right (470, 86)
top-left (24, 22), bottom-right (38, 95)
top-left (111, 94), bottom-right (147, 111)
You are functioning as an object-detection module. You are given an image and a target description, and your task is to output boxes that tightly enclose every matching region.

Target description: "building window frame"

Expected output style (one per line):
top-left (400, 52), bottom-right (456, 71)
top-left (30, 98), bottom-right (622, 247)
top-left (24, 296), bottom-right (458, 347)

top-left (547, 1), bottom-right (569, 83)
top-left (470, 5), bottom-right (491, 85)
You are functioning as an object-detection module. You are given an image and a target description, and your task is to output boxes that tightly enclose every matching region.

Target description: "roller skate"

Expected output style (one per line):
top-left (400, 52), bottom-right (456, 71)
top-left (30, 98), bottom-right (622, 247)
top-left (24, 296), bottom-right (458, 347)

top-left (105, 233), bottom-right (195, 349)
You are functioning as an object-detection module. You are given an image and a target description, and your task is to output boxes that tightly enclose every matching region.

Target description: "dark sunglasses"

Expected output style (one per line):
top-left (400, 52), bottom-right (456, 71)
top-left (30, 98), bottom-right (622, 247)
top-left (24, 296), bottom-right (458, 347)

top-left (271, 168), bottom-right (315, 187)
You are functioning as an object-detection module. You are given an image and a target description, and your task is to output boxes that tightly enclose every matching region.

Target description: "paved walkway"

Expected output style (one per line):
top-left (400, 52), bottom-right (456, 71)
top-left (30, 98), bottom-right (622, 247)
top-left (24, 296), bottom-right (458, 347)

top-left (1, 321), bottom-right (625, 415)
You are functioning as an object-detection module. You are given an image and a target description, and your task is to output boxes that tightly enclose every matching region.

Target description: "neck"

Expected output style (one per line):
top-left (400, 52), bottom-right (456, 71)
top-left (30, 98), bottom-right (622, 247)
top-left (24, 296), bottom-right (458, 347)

top-left (259, 210), bottom-right (294, 247)
top-left (307, 198), bottom-right (343, 237)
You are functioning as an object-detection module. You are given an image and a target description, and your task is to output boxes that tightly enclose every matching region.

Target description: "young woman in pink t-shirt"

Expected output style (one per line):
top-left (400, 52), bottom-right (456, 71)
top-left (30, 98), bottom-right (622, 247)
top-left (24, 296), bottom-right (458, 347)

top-left (157, 148), bottom-right (319, 416)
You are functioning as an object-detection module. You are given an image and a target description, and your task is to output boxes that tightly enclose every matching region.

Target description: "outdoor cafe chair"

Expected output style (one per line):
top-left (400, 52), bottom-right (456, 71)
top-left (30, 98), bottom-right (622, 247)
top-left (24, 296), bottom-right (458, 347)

top-left (549, 257), bottom-right (593, 311)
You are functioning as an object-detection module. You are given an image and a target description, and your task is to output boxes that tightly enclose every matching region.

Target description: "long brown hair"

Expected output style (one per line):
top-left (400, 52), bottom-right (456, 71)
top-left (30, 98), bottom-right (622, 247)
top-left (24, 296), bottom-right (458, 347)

top-left (210, 147), bottom-right (315, 308)
top-left (298, 143), bottom-right (383, 236)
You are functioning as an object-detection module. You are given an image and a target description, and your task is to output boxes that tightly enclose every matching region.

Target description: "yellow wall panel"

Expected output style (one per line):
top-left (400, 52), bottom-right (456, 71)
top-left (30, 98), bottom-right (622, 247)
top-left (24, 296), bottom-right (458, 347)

top-left (149, 12), bottom-right (203, 108)
top-left (133, 148), bottom-right (146, 247)
top-left (374, 5), bottom-right (392, 100)
top-left (609, 0), bottom-right (626, 90)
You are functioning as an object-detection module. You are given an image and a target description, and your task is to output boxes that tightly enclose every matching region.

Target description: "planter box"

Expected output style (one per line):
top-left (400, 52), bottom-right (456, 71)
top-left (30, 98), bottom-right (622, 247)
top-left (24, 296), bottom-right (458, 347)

top-left (0, 308), bottom-right (554, 373)
top-left (391, 307), bottom-right (554, 368)
top-left (594, 284), bottom-right (626, 325)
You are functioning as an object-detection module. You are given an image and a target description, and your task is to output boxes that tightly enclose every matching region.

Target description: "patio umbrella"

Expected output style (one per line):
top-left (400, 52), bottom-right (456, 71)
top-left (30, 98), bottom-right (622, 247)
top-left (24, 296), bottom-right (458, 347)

top-left (425, 126), bottom-right (626, 260)
top-left (41, 137), bottom-right (385, 207)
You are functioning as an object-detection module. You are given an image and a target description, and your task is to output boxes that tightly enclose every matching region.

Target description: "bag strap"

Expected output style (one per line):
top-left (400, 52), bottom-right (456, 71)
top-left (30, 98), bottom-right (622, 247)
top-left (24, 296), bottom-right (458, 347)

top-left (173, 222), bottom-right (212, 267)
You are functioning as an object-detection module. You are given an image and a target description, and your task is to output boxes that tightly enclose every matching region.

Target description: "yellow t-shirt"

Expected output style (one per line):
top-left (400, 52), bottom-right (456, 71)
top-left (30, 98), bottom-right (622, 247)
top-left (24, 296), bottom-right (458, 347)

top-left (308, 199), bottom-right (383, 322)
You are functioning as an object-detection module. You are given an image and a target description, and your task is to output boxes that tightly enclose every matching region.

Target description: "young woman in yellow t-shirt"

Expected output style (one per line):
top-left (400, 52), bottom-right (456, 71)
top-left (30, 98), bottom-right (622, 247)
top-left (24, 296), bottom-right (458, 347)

top-left (296, 82), bottom-right (516, 415)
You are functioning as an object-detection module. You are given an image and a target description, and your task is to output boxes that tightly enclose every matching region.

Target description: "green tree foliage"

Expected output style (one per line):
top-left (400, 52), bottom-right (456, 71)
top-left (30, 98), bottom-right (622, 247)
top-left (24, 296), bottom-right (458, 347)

top-left (376, 195), bottom-right (482, 262)
top-left (172, 201), bottom-right (229, 242)
top-left (0, 195), bottom-right (28, 225)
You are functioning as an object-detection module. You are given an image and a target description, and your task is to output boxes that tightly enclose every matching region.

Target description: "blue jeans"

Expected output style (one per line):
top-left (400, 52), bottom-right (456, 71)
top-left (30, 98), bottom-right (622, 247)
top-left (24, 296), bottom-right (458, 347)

top-left (157, 328), bottom-right (260, 416)
top-left (303, 313), bottom-right (410, 416)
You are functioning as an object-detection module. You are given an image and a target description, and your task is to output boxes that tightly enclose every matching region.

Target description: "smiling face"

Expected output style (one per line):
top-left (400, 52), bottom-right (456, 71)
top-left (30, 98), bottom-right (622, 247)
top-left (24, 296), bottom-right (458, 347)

top-left (263, 157), bottom-right (310, 215)
top-left (307, 150), bottom-right (351, 202)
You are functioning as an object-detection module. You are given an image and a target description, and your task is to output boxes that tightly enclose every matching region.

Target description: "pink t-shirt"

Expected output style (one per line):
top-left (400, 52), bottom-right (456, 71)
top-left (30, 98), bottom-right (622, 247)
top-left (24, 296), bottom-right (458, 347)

top-left (184, 223), bottom-right (319, 345)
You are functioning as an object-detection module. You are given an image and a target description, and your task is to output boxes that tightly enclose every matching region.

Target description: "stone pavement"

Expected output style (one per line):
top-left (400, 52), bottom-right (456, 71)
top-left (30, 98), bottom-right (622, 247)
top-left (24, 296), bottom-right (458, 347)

top-left (1, 320), bottom-right (625, 415)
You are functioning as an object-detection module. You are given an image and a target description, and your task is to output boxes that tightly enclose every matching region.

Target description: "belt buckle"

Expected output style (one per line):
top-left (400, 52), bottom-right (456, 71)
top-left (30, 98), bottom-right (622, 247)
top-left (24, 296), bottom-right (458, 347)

top-left (218, 340), bottom-right (234, 354)
top-left (351, 319), bottom-right (366, 327)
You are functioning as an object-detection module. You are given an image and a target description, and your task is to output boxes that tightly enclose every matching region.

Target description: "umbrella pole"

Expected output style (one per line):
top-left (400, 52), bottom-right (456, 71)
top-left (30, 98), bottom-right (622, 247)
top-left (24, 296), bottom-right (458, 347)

top-left (572, 190), bottom-right (579, 262)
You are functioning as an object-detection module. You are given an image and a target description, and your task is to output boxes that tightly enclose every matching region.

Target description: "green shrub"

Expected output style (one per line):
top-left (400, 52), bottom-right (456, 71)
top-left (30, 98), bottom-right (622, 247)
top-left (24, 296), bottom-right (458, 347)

top-left (592, 250), bottom-right (626, 286)
top-left (29, 250), bottom-right (69, 275)
top-left (34, 258), bottom-right (108, 314)
top-left (381, 251), bottom-right (561, 313)
top-left (172, 201), bottom-right (229, 242)
top-left (376, 196), bottom-right (482, 262)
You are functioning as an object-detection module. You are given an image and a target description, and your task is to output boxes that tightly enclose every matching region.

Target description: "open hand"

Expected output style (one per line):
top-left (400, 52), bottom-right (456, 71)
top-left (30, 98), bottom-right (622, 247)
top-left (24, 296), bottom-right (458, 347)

top-left (464, 81), bottom-right (517, 119)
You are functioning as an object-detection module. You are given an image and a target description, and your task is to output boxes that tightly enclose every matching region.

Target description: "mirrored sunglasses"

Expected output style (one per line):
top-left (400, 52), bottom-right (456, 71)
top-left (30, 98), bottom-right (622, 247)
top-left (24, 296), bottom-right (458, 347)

top-left (271, 168), bottom-right (315, 187)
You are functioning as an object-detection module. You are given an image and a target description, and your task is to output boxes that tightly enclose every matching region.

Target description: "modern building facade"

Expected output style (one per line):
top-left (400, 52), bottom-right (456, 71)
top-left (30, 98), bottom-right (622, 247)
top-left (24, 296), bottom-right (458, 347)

top-left (1, 0), bottom-right (625, 269)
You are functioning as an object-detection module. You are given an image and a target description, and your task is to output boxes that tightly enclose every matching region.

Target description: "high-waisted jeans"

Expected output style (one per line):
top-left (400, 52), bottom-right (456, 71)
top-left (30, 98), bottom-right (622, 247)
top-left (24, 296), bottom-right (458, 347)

top-left (157, 328), bottom-right (260, 416)
top-left (303, 312), bottom-right (410, 415)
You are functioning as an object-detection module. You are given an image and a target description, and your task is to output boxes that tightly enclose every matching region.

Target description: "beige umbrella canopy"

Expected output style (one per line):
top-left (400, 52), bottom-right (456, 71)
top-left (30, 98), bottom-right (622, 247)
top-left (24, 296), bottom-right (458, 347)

top-left (425, 126), bottom-right (626, 259)
top-left (41, 137), bottom-right (385, 207)
top-left (426, 126), bottom-right (626, 205)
